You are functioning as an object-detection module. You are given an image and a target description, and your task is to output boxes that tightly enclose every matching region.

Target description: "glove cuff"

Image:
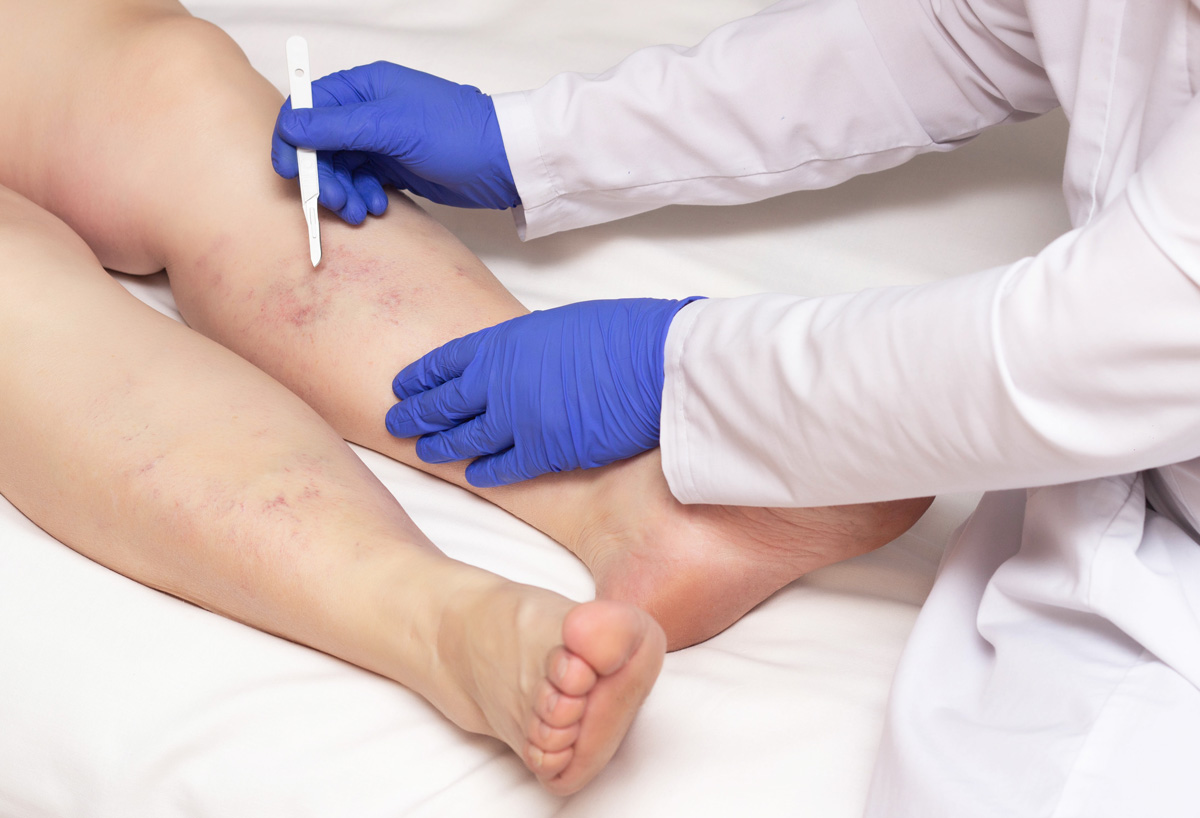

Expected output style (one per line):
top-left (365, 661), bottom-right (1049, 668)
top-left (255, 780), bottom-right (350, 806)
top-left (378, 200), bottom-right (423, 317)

top-left (482, 95), bottom-right (522, 209)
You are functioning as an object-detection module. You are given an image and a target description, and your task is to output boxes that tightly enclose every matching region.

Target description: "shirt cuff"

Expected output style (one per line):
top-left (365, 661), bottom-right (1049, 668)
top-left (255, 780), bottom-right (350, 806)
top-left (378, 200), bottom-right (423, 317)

top-left (492, 90), bottom-right (558, 241)
top-left (659, 296), bottom-right (711, 504)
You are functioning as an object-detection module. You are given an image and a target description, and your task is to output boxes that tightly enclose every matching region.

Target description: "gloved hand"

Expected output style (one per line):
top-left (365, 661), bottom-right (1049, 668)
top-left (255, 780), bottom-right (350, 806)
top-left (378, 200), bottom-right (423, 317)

top-left (386, 297), bottom-right (705, 488)
top-left (272, 61), bottom-right (520, 224)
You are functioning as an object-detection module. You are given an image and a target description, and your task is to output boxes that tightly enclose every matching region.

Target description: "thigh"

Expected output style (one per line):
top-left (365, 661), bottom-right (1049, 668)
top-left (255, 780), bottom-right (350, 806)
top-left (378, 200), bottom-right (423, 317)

top-left (0, 0), bottom-right (240, 275)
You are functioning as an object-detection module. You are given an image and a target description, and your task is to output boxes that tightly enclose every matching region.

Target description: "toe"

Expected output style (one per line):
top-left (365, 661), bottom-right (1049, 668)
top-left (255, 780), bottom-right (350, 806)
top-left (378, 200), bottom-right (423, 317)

top-left (561, 601), bottom-right (645, 676)
top-left (535, 679), bottom-right (587, 728)
top-left (528, 715), bottom-right (582, 753)
top-left (546, 645), bottom-right (598, 697)
top-left (526, 743), bottom-right (574, 781)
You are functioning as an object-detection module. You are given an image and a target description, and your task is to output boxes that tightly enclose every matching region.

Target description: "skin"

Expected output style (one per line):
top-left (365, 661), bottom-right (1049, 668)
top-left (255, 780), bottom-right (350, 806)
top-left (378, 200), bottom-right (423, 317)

top-left (0, 5), bottom-right (662, 796)
top-left (0, 0), bottom-right (932, 795)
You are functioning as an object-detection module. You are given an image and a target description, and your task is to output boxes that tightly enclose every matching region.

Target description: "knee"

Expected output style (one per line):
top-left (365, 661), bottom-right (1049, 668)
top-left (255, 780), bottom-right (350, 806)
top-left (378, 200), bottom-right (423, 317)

top-left (0, 185), bottom-right (93, 259)
top-left (127, 15), bottom-right (250, 81)
top-left (115, 14), bottom-right (279, 131)
top-left (0, 186), bottom-right (102, 324)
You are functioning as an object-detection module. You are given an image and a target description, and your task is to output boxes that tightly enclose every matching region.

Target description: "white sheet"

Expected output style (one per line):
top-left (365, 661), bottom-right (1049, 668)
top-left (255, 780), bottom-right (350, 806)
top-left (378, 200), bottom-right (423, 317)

top-left (0, 1), bottom-right (1072, 814)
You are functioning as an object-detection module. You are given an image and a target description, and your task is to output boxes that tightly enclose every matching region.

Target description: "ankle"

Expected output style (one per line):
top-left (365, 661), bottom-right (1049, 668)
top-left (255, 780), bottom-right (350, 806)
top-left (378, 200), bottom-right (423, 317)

top-left (565, 452), bottom-right (669, 573)
top-left (323, 546), bottom-right (469, 693)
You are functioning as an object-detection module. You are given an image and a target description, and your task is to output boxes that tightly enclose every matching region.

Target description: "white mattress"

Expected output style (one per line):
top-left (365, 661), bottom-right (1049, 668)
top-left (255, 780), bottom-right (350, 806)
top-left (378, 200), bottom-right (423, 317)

top-left (0, 1), bottom-right (1072, 815)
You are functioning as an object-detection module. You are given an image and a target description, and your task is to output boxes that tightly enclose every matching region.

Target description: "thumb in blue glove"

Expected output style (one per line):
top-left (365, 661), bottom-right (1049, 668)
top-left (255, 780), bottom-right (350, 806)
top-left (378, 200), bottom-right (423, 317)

top-left (385, 297), bottom-right (705, 488)
top-left (272, 61), bottom-right (520, 224)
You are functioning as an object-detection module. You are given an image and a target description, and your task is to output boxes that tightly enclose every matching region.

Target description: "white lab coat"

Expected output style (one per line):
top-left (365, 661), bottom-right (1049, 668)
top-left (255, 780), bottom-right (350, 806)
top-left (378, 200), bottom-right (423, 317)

top-left (493, 0), bottom-right (1200, 814)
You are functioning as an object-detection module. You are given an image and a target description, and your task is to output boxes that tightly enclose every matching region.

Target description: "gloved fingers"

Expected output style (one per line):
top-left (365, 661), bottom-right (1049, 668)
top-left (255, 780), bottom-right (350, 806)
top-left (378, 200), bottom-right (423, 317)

top-left (311, 66), bottom-right (377, 107)
top-left (323, 152), bottom-right (386, 218)
top-left (315, 156), bottom-right (350, 214)
top-left (393, 332), bottom-right (486, 398)
top-left (331, 153), bottom-right (368, 225)
top-left (271, 98), bottom-right (301, 179)
top-left (277, 100), bottom-right (404, 156)
top-left (278, 113), bottom-right (366, 223)
top-left (385, 377), bottom-right (482, 438)
top-left (414, 414), bottom-right (512, 464)
top-left (464, 447), bottom-right (535, 488)
top-left (352, 169), bottom-right (389, 216)
top-left (314, 61), bottom-right (466, 107)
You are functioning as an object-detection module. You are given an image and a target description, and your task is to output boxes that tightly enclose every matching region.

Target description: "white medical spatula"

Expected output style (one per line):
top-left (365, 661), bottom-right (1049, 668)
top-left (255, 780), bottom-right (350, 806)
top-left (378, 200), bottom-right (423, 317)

top-left (286, 35), bottom-right (321, 267)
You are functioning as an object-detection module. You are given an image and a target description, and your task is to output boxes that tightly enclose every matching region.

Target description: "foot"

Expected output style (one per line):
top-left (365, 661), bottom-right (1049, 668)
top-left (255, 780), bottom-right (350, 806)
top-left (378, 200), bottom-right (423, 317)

top-left (568, 451), bottom-right (933, 651)
top-left (431, 580), bottom-right (665, 796)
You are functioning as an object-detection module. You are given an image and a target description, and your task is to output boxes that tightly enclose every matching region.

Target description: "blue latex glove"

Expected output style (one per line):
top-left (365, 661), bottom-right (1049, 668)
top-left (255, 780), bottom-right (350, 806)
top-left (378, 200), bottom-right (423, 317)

top-left (272, 61), bottom-right (520, 224)
top-left (386, 297), bottom-right (705, 488)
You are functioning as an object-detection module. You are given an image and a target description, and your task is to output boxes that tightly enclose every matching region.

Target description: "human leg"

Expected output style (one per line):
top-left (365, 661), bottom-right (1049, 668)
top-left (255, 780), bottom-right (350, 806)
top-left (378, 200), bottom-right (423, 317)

top-left (0, 0), bottom-right (932, 651)
top-left (0, 183), bottom-right (663, 795)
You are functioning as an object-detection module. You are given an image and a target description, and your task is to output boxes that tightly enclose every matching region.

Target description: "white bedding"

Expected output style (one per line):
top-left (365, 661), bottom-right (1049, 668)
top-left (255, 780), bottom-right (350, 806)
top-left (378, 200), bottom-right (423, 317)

top-left (0, 1), bottom-right (1072, 815)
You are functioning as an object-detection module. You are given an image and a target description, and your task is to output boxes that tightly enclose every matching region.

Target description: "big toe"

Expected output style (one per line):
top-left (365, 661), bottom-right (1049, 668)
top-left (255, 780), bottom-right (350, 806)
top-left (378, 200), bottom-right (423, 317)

top-left (561, 599), bottom-right (661, 677)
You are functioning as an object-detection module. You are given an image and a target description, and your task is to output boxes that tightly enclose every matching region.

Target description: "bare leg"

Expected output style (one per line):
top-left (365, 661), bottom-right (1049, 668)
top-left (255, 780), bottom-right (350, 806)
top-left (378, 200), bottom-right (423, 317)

top-left (0, 186), bottom-right (664, 794)
top-left (0, 2), bottom-right (932, 651)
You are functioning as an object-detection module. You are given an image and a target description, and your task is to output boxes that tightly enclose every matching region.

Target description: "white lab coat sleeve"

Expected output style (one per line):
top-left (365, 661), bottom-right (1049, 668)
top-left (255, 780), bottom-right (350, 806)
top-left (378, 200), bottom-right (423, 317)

top-left (660, 94), bottom-right (1200, 507)
top-left (491, 0), bottom-right (1056, 240)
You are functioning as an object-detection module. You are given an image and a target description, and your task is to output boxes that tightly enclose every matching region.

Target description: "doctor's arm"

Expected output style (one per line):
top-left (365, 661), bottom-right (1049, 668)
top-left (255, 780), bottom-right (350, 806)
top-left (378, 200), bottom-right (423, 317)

top-left (273, 0), bottom-right (1055, 234)
top-left (661, 94), bottom-right (1200, 507)
top-left (494, 0), bottom-right (1057, 238)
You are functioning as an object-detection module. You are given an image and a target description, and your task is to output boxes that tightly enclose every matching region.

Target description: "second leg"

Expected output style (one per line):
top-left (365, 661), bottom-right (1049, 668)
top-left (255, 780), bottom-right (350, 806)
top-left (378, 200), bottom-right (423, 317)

top-left (0, 183), bottom-right (664, 795)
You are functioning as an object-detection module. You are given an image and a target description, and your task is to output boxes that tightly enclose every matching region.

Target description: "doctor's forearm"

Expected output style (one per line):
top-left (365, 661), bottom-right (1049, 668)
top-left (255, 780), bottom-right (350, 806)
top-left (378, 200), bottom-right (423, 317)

top-left (495, 0), bottom-right (952, 239)
top-left (661, 100), bottom-right (1200, 507)
top-left (496, 0), bottom-right (1064, 241)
